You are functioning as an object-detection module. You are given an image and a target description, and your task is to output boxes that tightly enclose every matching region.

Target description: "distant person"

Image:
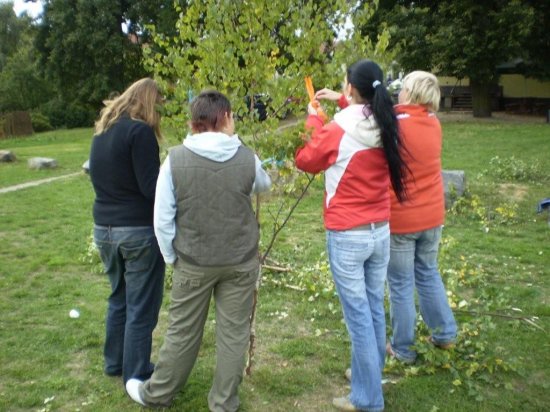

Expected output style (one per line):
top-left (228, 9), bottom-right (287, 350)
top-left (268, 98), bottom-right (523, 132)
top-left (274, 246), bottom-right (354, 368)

top-left (297, 59), bottom-right (408, 412)
top-left (386, 71), bottom-right (457, 363)
top-left (89, 78), bottom-right (165, 383)
top-left (126, 90), bottom-right (271, 411)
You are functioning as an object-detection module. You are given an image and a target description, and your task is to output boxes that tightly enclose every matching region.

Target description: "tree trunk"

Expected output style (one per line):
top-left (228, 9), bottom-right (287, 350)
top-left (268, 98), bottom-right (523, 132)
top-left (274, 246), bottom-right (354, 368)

top-left (470, 79), bottom-right (492, 118)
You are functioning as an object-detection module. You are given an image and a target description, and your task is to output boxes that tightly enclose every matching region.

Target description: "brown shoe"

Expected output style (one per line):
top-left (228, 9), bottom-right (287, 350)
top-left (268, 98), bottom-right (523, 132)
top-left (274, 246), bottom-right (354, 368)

top-left (386, 342), bottom-right (396, 358)
top-left (386, 342), bottom-right (416, 364)
top-left (426, 336), bottom-right (455, 350)
top-left (332, 396), bottom-right (365, 411)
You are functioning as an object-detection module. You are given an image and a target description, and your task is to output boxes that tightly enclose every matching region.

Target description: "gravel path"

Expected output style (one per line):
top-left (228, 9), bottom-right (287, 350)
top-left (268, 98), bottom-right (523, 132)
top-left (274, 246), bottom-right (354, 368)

top-left (0, 172), bottom-right (83, 194)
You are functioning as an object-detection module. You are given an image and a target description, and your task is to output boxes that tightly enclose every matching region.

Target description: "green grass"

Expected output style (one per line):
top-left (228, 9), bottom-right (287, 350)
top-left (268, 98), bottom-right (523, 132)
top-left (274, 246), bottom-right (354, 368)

top-left (0, 129), bottom-right (94, 187)
top-left (0, 117), bottom-right (549, 411)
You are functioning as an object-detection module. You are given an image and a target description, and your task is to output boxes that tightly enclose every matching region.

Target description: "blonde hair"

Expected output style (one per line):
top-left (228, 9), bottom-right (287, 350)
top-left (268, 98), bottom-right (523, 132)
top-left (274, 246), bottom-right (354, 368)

top-left (94, 78), bottom-right (163, 140)
top-left (401, 71), bottom-right (440, 112)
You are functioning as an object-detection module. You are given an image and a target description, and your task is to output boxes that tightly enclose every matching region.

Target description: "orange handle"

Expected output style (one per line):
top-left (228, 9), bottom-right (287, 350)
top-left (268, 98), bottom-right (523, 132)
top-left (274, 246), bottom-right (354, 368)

top-left (305, 76), bottom-right (315, 101)
top-left (304, 76), bottom-right (328, 122)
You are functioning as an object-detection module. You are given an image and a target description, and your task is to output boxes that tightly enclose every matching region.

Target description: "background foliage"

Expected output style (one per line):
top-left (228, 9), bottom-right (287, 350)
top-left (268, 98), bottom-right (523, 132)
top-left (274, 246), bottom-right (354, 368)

top-left (359, 0), bottom-right (548, 117)
top-left (1, 0), bottom-right (548, 127)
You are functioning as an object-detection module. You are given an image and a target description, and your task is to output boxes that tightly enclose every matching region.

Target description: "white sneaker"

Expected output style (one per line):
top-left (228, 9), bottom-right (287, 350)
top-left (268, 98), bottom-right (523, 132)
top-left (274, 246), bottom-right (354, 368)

top-left (125, 379), bottom-right (146, 406)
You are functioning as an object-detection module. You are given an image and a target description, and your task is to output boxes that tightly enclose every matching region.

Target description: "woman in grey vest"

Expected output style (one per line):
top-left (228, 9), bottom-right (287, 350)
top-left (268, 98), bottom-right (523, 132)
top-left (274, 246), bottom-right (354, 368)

top-left (126, 90), bottom-right (271, 411)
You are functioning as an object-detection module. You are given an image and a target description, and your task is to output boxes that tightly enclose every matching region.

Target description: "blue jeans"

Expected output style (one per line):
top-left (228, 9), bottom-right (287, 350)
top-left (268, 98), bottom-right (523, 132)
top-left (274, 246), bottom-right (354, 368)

top-left (94, 225), bottom-right (165, 383)
top-left (327, 225), bottom-right (389, 412)
top-left (387, 226), bottom-right (457, 362)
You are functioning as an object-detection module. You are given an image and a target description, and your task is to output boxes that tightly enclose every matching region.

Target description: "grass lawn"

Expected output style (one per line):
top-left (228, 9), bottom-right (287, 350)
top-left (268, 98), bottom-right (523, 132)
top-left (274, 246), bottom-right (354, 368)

top-left (0, 114), bottom-right (548, 411)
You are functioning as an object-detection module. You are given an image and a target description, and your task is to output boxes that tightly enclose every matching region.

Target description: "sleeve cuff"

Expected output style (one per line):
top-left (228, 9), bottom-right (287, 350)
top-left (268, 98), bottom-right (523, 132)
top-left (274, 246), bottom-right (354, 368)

top-left (338, 94), bottom-right (349, 109)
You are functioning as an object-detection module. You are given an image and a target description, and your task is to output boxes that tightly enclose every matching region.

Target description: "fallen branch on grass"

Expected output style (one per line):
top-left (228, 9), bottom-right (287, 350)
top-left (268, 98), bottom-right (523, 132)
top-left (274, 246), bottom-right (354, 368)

top-left (261, 263), bottom-right (291, 272)
top-left (454, 309), bottom-right (545, 332)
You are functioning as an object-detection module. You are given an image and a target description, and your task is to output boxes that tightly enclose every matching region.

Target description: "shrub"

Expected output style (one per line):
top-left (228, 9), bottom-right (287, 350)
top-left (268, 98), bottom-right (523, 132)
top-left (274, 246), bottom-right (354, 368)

top-left (30, 112), bottom-right (53, 132)
top-left (482, 155), bottom-right (544, 184)
top-left (40, 98), bottom-right (96, 129)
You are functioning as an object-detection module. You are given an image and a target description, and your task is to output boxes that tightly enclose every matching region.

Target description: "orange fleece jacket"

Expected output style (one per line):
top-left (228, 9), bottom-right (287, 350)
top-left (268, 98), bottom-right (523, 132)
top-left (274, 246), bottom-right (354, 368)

top-left (390, 104), bottom-right (445, 234)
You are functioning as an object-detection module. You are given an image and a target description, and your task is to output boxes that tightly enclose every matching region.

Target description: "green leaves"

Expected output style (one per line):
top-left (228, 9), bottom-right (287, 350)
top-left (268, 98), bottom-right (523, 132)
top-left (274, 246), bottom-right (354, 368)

top-left (149, 0), bottom-right (389, 130)
top-left (146, 0), bottom-right (391, 261)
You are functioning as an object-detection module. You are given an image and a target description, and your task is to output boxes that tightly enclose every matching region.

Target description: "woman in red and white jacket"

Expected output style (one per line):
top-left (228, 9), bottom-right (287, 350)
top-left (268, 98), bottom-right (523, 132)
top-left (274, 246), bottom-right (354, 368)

top-left (295, 59), bottom-right (407, 412)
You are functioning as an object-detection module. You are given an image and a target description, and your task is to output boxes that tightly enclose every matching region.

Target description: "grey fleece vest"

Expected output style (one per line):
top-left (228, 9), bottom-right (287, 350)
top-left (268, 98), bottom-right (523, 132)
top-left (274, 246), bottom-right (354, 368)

top-left (170, 145), bottom-right (258, 267)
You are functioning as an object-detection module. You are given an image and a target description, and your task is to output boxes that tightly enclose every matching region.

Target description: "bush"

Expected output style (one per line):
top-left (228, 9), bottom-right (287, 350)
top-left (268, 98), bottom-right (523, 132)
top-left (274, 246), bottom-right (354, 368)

top-left (482, 155), bottom-right (545, 184)
top-left (40, 98), bottom-right (96, 129)
top-left (30, 112), bottom-right (53, 132)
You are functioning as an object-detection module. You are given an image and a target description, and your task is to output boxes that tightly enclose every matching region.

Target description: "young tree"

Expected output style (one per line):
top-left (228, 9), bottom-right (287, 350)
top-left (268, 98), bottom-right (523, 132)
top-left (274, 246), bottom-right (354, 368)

top-left (144, 0), bottom-right (392, 372)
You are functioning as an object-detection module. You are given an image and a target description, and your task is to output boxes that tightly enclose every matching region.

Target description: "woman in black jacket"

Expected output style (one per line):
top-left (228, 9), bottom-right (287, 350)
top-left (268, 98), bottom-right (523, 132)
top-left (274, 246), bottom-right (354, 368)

top-left (89, 78), bottom-right (165, 384)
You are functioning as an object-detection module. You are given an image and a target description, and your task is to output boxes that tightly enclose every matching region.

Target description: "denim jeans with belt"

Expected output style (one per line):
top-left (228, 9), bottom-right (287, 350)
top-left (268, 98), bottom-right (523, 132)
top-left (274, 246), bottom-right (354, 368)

top-left (387, 226), bottom-right (457, 363)
top-left (94, 225), bottom-right (165, 383)
top-left (327, 224), bottom-right (389, 412)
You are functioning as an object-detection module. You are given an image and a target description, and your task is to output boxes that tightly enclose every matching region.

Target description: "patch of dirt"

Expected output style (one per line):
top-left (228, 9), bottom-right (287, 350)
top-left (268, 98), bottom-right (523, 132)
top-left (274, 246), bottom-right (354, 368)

top-left (67, 350), bottom-right (89, 379)
top-left (497, 183), bottom-right (530, 202)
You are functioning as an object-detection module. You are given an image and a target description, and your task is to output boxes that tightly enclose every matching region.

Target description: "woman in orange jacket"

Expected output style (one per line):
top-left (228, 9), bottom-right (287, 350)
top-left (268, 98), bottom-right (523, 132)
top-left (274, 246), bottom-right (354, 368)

top-left (385, 71), bottom-right (457, 363)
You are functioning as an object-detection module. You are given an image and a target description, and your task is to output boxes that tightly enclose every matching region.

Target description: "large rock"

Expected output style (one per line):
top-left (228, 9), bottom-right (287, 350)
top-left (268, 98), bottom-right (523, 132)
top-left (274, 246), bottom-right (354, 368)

top-left (28, 157), bottom-right (58, 170)
top-left (442, 170), bottom-right (466, 209)
top-left (0, 150), bottom-right (16, 162)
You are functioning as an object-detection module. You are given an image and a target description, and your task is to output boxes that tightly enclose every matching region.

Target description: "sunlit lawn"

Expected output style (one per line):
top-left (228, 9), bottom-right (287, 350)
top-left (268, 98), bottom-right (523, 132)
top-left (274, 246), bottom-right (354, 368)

top-left (0, 114), bottom-right (548, 411)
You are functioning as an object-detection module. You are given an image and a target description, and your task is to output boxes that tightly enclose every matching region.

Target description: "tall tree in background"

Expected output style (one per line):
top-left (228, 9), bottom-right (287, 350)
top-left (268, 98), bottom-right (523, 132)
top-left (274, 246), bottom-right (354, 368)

top-left (0, 1), bottom-right (50, 114)
top-left (35, 0), bottom-right (180, 125)
top-left (361, 0), bottom-right (543, 117)
top-left (520, 0), bottom-right (550, 80)
top-left (0, 1), bottom-right (31, 70)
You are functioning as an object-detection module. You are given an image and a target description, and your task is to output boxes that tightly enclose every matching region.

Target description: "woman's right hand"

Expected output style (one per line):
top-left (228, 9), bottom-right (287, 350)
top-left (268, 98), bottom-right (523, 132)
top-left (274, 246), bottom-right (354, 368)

top-left (307, 102), bottom-right (320, 116)
top-left (315, 88), bottom-right (343, 102)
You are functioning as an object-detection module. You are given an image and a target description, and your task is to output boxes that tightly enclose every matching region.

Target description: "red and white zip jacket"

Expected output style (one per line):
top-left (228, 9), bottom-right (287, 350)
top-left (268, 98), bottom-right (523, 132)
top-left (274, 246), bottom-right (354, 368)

top-left (295, 104), bottom-right (390, 230)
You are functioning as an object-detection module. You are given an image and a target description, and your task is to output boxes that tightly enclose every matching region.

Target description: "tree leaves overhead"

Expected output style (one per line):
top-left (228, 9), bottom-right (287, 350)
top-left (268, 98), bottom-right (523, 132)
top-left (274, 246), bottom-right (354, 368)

top-left (145, 0), bottom-right (392, 143)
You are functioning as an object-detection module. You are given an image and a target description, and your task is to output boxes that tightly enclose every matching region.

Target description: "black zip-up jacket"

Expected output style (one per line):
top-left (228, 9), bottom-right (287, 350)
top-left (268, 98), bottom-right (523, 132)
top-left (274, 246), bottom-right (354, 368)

top-left (90, 116), bottom-right (160, 226)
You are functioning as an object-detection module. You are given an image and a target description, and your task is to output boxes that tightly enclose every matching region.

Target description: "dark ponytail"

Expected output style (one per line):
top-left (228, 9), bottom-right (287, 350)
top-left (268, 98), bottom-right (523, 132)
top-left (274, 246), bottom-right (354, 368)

top-left (347, 59), bottom-right (408, 202)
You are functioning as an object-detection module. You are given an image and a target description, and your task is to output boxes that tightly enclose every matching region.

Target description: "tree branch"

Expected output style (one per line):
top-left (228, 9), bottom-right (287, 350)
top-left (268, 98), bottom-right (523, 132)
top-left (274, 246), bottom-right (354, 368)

top-left (260, 173), bottom-right (315, 264)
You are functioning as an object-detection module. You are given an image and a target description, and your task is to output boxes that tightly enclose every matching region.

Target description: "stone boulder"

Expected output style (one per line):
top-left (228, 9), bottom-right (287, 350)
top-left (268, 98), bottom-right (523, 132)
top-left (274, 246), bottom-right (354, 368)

top-left (0, 150), bottom-right (16, 162)
top-left (28, 157), bottom-right (58, 170)
top-left (442, 170), bottom-right (466, 209)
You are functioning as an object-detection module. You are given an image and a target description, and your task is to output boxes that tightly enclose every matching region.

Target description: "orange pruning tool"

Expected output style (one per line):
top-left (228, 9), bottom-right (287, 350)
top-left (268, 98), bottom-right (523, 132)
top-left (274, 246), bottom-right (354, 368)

top-left (304, 76), bottom-right (328, 122)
